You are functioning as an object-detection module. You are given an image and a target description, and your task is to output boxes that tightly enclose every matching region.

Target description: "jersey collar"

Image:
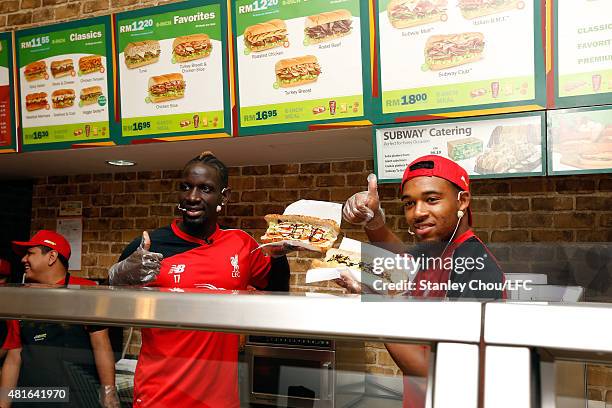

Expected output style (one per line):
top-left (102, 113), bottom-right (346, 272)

top-left (171, 219), bottom-right (220, 246)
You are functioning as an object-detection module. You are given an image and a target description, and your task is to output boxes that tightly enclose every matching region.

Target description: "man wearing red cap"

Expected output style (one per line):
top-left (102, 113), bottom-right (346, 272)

top-left (0, 230), bottom-right (119, 408)
top-left (342, 155), bottom-right (505, 408)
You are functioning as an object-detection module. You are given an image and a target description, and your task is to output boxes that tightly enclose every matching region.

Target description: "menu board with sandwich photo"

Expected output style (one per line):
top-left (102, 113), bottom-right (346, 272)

top-left (16, 16), bottom-right (115, 151)
top-left (116, 0), bottom-right (230, 140)
top-left (375, 0), bottom-right (545, 121)
top-left (554, 0), bottom-right (612, 107)
top-left (374, 112), bottom-right (545, 182)
top-left (547, 106), bottom-right (612, 175)
top-left (0, 32), bottom-right (16, 152)
top-left (233, 0), bottom-right (371, 135)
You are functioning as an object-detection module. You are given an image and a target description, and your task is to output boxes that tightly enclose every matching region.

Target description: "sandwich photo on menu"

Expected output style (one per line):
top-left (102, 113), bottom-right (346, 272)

top-left (304, 9), bottom-right (352, 44)
top-left (25, 92), bottom-right (48, 111)
top-left (51, 89), bottom-right (75, 109)
top-left (243, 19), bottom-right (288, 52)
top-left (124, 40), bottom-right (161, 69)
top-left (458, 0), bottom-right (523, 19)
top-left (261, 214), bottom-right (340, 253)
top-left (173, 34), bottom-right (212, 62)
top-left (424, 32), bottom-right (485, 70)
top-left (80, 86), bottom-right (103, 106)
top-left (24, 61), bottom-right (47, 82)
top-left (275, 55), bottom-right (321, 88)
top-left (50, 59), bottom-right (74, 79)
top-left (148, 73), bottom-right (186, 103)
top-left (387, 0), bottom-right (448, 29)
top-left (79, 55), bottom-right (103, 75)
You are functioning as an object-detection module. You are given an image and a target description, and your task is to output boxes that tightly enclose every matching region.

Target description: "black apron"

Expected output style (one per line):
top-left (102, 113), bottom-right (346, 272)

top-left (17, 274), bottom-right (101, 407)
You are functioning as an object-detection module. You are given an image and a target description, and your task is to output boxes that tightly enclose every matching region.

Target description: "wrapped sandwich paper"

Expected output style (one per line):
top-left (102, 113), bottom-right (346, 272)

top-left (306, 238), bottom-right (416, 294)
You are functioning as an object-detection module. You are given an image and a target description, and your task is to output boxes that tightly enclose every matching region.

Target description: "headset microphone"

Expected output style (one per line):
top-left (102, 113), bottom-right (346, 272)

top-left (177, 204), bottom-right (187, 212)
top-left (407, 227), bottom-right (415, 236)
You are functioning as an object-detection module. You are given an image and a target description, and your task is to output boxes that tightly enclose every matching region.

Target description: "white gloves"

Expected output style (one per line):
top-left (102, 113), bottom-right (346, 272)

top-left (99, 385), bottom-right (120, 408)
top-left (108, 231), bottom-right (163, 285)
top-left (342, 174), bottom-right (386, 230)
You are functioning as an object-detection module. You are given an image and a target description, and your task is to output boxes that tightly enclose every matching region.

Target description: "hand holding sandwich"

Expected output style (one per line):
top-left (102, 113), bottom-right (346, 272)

top-left (342, 174), bottom-right (386, 230)
top-left (108, 231), bottom-right (164, 285)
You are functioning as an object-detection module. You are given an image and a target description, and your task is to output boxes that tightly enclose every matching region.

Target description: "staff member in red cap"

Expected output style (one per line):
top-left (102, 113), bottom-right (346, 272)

top-left (0, 230), bottom-right (119, 408)
top-left (341, 155), bottom-right (505, 408)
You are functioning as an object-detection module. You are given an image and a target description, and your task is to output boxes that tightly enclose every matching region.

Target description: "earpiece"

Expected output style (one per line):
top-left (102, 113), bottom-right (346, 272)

top-left (216, 205), bottom-right (222, 213)
top-left (457, 210), bottom-right (464, 219)
top-left (457, 191), bottom-right (465, 220)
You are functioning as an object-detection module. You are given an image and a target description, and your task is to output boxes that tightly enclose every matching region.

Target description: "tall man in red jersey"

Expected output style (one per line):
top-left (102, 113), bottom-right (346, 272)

top-left (109, 152), bottom-right (290, 407)
top-left (341, 155), bottom-right (506, 408)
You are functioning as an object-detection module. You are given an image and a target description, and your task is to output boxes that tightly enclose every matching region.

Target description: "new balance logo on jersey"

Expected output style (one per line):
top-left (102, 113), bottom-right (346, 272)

top-left (230, 254), bottom-right (240, 278)
top-left (169, 264), bottom-right (186, 284)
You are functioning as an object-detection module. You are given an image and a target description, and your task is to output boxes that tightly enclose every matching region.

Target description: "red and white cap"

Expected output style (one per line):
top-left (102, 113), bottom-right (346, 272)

top-left (400, 155), bottom-right (472, 225)
top-left (12, 230), bottom-right (72, 260)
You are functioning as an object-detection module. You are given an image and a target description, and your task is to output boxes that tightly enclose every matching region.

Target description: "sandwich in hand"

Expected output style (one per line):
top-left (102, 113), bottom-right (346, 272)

top-left (304, 9), bottom-right (352, 44)
top-left (124, 41), bottom-right (161, 69)
top-left (80, 86), bottom-right (103, 106)
top-left (25, 92), bottom-right (48, 111)
top-left (173, 34), bottom-right (212, 62)
top-left (387, 0), bottom-right (448, 29)
top-left (50, 59), bottom-right (74, 79)
top-left (275, 56), bottom-right (321, 88)
top-left (51, 89), bottom-right (75, 109)
top-left (261, 214), bottom-right (340, 253)
top-left (425, 32), bottom-right (484, 70)
top-left (311, 248), bottom-right (391, 280)
top-left (244, 19), bottom-right (288, 52)
top-left (148, 73), bottom-right (185, 103)
top-left (458, 0), bottom-right (521, 19)
top-left (79, 55), bottom-right (103, 75)
top-left (24, 61), bottom-right (47, 82)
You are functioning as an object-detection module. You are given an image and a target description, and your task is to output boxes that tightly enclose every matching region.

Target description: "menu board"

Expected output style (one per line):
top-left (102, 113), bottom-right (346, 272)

top-left (16, 16), bottom-right (115, 151)
top-left (0, 32), bottom-right (16, 151)
top-left (233, 0), bottom-right (371, 135)
top-left (547, 106), bottom-right (612, 175)
top-left (116, 0), bottom-right (230, 140)
top-left (374, 112), bottom-right (545, 182)
top-left (376, 0), bottom-right (545, 121)
top-left (555, 0), bottom-right (612, 107)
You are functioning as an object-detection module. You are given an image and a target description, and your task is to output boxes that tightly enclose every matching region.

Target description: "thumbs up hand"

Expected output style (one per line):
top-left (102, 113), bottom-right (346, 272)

top-left (342, 174), bottom-right (386, 230)
top-left (108, 231), bottom-right (164, 285)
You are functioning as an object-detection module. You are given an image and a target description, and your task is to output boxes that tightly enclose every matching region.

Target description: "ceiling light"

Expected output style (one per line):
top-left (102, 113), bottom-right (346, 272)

top-left (106, 160), bottom-right (136, 167)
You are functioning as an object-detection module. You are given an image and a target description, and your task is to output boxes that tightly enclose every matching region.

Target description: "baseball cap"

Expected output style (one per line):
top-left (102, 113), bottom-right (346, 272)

top-left (12, 230), bottom-right (72, 260)
top-left (0, 258), bottom-right (10, 276)
top-left (400, 155), bottom-right (472, 225)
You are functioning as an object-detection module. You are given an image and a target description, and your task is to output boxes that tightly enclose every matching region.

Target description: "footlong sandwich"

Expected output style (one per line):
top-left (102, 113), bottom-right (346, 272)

top-left (50, 59), bottom-right (74, 79)
top-left (424, 32), bottom-right (485, 70)
top-left (79, 55), bottom-right (103, 75)
top-left (275, 55), bottom-right (321, 88)
top-left (25, 92), bottom-right (48, 111)
top-left (244, 19), bottom-right (288, 52)
top-left (261, 214), bottom-right (340, 253)
top-left (51, 89), bottom-right (75, 109)
top-left (24, 61), bottom-right (47, 82)
top-left (387, 0), bottom-right (448, 29)
top-left (173, 34), bottom-right (212, 62)
top-left (304, 9), bottom-right (352, 44)
top-left (80, 86), bottom-right (103, 106)
top-left (311, 248), bottom-right (393, 280)
top-left (124, 40), bottom-right (161, 69)
top-left (148, 73), bottom-right (186, 103)
top-left (458, 0), bottom-right (521, 19)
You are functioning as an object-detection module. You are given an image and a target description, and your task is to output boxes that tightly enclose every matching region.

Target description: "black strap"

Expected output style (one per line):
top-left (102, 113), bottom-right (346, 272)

top-left (64, 272), bottom-right (70, 287)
